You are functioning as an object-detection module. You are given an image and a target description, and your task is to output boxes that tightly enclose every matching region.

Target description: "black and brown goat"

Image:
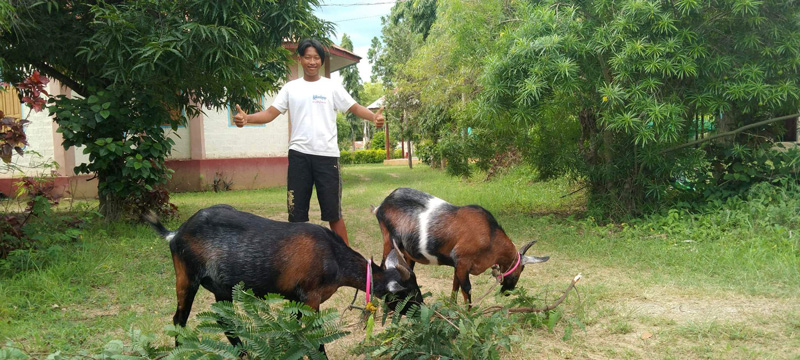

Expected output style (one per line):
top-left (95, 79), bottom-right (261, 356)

top-left (375, 188), bottom-right (549, 305)
top-left (145, 204), bottom-right (422, 348)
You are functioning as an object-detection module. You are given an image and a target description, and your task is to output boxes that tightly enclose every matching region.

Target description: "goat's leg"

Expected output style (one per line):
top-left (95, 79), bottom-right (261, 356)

top-left (302, 297), bottom-right (328, 358)
top-left (171, 256), bottom-right (199, 346)
top-left (451, 272), bottom-right (460, 304)
top-left (454, 265), bottom-right (473, 306)
top-left (213, 293), bottom-right (243, 350)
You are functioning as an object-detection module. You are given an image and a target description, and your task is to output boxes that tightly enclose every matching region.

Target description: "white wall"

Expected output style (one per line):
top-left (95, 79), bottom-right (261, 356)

top-left (202, 95), bottom-right (290, 158)
top-left (165, 125), bottom-right (191, 160)
top-left (0, 103), bottom-right (56, 178)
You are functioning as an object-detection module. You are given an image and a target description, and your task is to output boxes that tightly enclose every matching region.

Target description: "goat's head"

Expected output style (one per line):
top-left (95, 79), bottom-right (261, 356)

top-left (378, 244), bottom-right (424, 314)
top-left (500, 240), bottom-right (550, 293)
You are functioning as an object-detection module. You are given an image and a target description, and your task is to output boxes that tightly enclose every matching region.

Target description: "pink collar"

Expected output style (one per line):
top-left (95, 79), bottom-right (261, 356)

top-left (500, 252), bottom-right (521, 279)
top-left (365, 259), bottom-right (373, 304)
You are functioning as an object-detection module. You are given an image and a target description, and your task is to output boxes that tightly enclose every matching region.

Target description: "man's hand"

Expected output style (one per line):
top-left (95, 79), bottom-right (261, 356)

top-left (374, 106), bottom-right (385, 128)
top-left (234, 104), bottom-right (247, 127)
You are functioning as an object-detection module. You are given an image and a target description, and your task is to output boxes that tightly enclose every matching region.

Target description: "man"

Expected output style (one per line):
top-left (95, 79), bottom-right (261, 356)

top-left (233, 38), bottom-right (384, 246)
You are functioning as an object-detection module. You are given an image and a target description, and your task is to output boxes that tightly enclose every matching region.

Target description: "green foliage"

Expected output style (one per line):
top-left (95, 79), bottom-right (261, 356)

top-left (336, 112), bottom-right (354, 151)
top-left (0, 169), bottom-right (93, 271)
top-left (475, 0), bottom-right (800, 218)
top-left (382, 0), bottom-right (514, 178)
top-left (690, 143), bottom-right (800, 202)
top-left (361, 83), bottom-right (385, 108)
top-left (359, 297), bottom-right (514, 360)
top-left (368, 0), bottom-right (432, 87)
top-left (380, 0), bottom-right (800, 217)
top-left (340, 34), bottom-right (363, 151)
top-left (1, 0), bottom-right (332, 219)
top-left (50, 87), bottom-right (177, 219)
top-left (369, 130), bottom-right (400, 151)
top-left (166, 285), bottom-right (348, 360)
top-left (0, 329), bottom-right (164, 359)
top-left (340, 150), bottom-right (387, 164)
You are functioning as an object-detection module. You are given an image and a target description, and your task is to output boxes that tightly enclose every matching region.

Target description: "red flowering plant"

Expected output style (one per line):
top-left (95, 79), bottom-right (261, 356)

top-left (1, 70), bottom-right (50, 163)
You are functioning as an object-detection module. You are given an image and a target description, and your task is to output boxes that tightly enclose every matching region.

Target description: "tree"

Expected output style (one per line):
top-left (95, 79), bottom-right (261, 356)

top-left (0, 0), bottom-right (332, 220)
top-left (339, 33), bottom-right (362, 151)
top-left (390, 0), bottom-right (510, 175)
top-left (477, 0), bottom-right (800, 217)
top-left (368, 0), bottom-right (435, 87)
top-left (367, 37), bottom-right (383, 83)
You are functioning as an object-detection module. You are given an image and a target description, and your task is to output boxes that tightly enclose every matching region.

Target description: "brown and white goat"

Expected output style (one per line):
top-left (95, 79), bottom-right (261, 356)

top-left (375, 188), bottom-right (549, 305)
top-left (144, 204), bottom-right (422, 349)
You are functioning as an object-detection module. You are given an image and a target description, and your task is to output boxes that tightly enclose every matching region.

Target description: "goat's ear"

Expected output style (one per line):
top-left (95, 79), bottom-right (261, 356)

top-left (521, 255), bottom-right (550, 266)
top-left (385, 249), bottom-right (412, 281)
top-left (391, 239), bottom-right (411, 266)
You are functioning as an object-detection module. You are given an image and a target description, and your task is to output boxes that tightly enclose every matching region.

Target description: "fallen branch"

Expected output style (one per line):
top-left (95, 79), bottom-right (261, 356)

top-left (482, 273), bottom-right (582, 315)
top-left (659, 113), bottom-right (800, 154)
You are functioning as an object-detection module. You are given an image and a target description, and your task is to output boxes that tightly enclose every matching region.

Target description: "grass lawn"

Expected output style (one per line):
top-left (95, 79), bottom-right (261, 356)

top-left (1, 164), bottom-right (799, 359)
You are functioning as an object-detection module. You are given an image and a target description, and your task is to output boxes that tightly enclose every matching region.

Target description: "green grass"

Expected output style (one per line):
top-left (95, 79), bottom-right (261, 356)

top-left (1, 164), bottom-right (799, 358)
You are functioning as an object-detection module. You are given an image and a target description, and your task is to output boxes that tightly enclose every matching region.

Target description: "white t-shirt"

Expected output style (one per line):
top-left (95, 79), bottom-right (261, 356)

top-left (271, 77), bottom-right (356, 157)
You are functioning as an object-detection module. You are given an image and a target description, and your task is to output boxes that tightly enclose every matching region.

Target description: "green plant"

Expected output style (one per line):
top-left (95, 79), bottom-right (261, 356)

top-left (0, 170), bottom-right (88, 263)
top-left (51, 87), bottom-right (177, 220)
top-left (0, 329), bottom-right (166, 359)
top-left (166, 284), bottom-right (348, 359)
top-left (359, 296), bottom-right (513, 360)
top-left (689, 142), bottom-right (800, 202)
top-left (340, 150), bottom-right (387, 164)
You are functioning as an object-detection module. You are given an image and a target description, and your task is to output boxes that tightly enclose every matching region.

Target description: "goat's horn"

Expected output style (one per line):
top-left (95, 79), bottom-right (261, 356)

top-left (518, 240), bottom-right (537, 255)
top-left (391, 239), bottom-right (412, 280)
top-left (521, 255), bottom-right (550, 266)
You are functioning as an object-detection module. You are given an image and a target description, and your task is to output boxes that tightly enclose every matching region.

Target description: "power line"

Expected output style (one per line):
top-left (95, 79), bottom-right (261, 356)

top-left (331, 14), bottom-right (384, 22)
top-left (319, 1), bottom-right (397, 6)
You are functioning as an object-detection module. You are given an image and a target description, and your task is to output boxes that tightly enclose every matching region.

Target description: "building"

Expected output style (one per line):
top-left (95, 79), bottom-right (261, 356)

top-left (0, 43), bottom-right (360, 198)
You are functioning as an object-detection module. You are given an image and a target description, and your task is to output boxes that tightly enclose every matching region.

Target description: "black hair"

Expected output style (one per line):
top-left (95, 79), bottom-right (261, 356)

top-left (297, 38), bottom-right (326, 65)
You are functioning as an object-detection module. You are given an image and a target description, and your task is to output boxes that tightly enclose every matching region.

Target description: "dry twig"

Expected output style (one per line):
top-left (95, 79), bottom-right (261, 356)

top-left (482, 273), bottom-right (582, 316)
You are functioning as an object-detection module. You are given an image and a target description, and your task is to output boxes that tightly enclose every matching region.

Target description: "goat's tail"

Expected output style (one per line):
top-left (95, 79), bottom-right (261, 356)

top-left (142, 211), bottom-right (173, 240)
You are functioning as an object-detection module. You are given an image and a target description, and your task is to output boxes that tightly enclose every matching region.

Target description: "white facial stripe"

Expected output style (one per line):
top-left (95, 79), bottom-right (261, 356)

top-left (417, 197), bottom-right (446, 265)
top-left (165, 232), bottom-right (176, 242)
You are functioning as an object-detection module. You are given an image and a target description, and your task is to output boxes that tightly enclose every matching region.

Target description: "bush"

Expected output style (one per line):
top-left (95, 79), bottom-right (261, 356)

top-left (369, 130), bottom-right (399, 151)
top-left (0, 172), bottom-right (91, 266)
top-left (167, 284), bottom-right (347, 359)
top-left (340, 150), bottom-right (387, 164)
top-left (358, 296), bottom-right (514, 360)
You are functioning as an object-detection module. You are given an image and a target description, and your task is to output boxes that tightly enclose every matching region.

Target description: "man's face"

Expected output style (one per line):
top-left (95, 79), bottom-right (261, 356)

top-left (300, 46), bottom-right (322, 78)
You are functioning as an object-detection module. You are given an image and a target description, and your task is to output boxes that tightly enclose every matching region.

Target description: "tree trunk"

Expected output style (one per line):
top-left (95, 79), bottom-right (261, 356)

top-left (98, 172), bottom-right (124, 221)
top-left (408, 140), bottom-right (413, 169)
top-left (716, 111), bottom-right (736, 146)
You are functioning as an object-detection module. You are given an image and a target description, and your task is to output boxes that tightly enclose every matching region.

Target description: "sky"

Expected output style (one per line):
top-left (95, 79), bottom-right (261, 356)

top-left (314, 0), bottom-right (397, 84)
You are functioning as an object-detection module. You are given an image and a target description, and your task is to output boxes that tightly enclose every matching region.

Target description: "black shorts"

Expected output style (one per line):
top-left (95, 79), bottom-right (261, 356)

top-left (286, 149), bottom-right (342, 222)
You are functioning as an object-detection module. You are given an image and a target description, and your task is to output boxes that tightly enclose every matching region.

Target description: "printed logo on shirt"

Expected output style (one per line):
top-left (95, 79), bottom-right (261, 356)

top-left (312, 95), bottom-right (327, 104)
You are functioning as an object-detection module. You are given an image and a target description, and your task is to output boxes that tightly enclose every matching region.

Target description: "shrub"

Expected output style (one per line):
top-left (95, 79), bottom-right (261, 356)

top-left (340, 150), bottom-right (387, 164)
top-left (167, 284), bottom-right (347, 359)
top-left (358, 296), bottom-right (514, 360)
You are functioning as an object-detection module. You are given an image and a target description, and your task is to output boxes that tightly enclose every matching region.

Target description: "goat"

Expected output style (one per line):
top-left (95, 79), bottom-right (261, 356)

top-left (144, 204), bottom-right (422, 352)
top-left (375, 188), bottom-right (549, 305)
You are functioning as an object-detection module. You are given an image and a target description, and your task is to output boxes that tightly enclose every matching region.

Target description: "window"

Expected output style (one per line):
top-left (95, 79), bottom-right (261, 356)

top-left (0, 86), bottom-right (21, 119)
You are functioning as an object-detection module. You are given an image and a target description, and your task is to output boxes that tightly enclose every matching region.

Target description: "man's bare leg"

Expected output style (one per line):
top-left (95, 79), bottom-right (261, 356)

top-left (329, 218), bottom-right (349, 246)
